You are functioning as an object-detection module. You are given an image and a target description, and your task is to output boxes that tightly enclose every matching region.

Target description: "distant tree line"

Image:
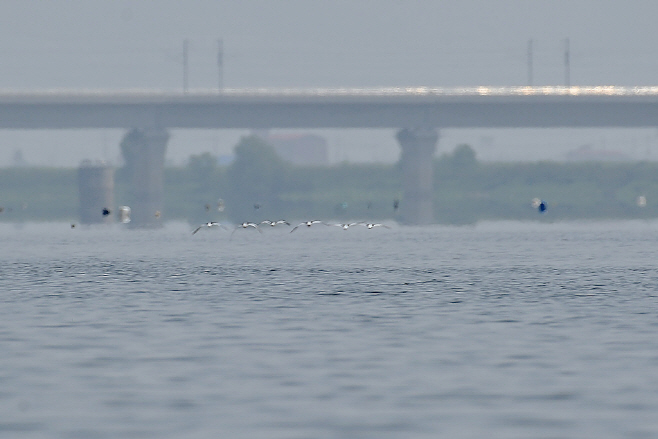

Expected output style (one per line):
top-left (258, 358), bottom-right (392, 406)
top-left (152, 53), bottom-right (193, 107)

top-left (167, 135), bottom-right (401, 225)
top-left (433, 144), bottom-right (658, 223)
top-left (2, 136), bottom-right (658, 224)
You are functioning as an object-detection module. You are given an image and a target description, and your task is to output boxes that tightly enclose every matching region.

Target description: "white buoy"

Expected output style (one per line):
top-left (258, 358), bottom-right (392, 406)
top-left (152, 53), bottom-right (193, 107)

top-left (118, 206), bottom-right (131, 223)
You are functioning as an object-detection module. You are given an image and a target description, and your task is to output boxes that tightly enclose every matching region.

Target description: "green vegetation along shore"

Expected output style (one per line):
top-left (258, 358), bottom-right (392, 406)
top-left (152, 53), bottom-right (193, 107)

top-left (2, 136), bottom-right (658, 225)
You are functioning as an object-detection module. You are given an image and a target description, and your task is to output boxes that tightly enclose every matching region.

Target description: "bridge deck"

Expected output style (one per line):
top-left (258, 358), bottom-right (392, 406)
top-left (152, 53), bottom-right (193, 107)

top-left (1, 86), bottom-right (658, 129)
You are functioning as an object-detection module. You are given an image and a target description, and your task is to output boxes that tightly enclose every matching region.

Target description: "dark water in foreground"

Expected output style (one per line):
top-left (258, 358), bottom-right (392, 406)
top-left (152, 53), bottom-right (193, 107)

top-left (1, 220), bottom-right (658, 438)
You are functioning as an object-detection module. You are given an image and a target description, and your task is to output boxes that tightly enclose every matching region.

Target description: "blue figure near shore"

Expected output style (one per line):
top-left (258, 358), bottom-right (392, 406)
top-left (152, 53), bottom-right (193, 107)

top-left (531, 198), bottom-right (547, 213)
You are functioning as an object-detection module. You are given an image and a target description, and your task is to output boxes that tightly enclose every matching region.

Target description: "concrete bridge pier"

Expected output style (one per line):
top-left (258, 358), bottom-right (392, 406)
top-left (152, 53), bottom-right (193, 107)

top-left (396, 127), bottom-right (439, 225)
top-left (120, 128), bottom-right (169, 228)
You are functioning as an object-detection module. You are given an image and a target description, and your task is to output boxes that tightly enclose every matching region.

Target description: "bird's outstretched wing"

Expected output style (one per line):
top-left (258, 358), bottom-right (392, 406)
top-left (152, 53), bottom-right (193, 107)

top-left (290, 220), bottom-right (323, 233)
top-left (233, 222), bottom-right (262, 237)
top-left (193, 222), bottom-right (227, 235)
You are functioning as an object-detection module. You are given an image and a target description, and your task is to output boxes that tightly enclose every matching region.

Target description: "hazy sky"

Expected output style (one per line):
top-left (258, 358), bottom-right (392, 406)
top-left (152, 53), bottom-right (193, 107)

top-left (2, 0), bottom-right (658, 166)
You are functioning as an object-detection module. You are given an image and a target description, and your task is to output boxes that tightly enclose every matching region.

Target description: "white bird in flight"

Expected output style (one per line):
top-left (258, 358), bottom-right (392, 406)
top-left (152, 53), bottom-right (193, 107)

top-left (192, 221), bottom-right (227, 235)
top-left (231, 222), bottom-right (262, 238)
top-left (260, 220), bottom-right (291, 227)
top-left (330, 222), bottom-right (363, 230)
top-left (362, 223), bottom-right (390, 229)
top-left (290, 220), bottom-right (326, 233)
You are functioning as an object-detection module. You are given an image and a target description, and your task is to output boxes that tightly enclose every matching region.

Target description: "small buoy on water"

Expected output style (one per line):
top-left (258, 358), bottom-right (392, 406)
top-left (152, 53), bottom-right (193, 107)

top-left (637, 195), bottom-right (647, 207)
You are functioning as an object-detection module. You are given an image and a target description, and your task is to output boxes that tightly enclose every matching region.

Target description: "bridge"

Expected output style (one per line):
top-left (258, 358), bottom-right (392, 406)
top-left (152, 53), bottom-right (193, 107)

top-left (3, 86), bottom-right (658, 225)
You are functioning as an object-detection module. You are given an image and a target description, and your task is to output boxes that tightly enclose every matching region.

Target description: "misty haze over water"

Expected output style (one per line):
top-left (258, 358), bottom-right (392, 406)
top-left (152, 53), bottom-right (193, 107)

top-left (3, 1), bottom-right (658, 166)
top-left (3, 3), bottom-right (658, 437)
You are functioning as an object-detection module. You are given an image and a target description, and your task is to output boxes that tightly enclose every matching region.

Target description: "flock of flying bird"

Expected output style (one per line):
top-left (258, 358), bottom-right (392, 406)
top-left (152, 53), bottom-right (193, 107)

top-left (65, 195), bottom-right (549, 231)
top-left (191, 196), bottom-right (552, 237)
top-left (192, 219), bottom-right (391, 237)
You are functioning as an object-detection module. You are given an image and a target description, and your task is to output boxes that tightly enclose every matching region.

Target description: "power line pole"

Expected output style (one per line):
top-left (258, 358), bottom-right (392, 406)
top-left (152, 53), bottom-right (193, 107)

top-left (183, 39), bottom-right (189, 93)
top-left (564, 38), bottom-right (570, 87)
top-left (217, 39), bottom-right (224, 91)
top-left (527, 38), bottom-right (533, 86)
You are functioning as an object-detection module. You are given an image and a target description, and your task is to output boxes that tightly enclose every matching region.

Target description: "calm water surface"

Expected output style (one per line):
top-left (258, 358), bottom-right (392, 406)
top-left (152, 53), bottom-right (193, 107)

top-left (1, 220), bottom-right (658, 438)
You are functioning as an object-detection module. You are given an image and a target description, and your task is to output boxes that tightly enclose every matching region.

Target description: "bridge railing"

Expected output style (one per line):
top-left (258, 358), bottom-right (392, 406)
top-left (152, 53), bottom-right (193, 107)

top-left (2, 85), bottom-right (658, 98)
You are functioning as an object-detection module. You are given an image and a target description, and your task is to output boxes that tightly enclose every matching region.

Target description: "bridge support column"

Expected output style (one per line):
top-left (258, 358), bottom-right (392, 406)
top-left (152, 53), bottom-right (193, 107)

top-left (396, 127), bottom-right (438, 225)
top-left (120, 128), bottom-right (169, 228)
top-left (78, 161), bottom-right (114, 225)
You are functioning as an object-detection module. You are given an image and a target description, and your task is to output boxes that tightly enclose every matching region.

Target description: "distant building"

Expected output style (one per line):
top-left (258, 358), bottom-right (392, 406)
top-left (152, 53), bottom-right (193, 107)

top-left (264, 133), bottom-right (329, 166)
top-left (217, 154), bottom-right (235, 166)
top-left (564, 145), bottom-right (632, 162)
